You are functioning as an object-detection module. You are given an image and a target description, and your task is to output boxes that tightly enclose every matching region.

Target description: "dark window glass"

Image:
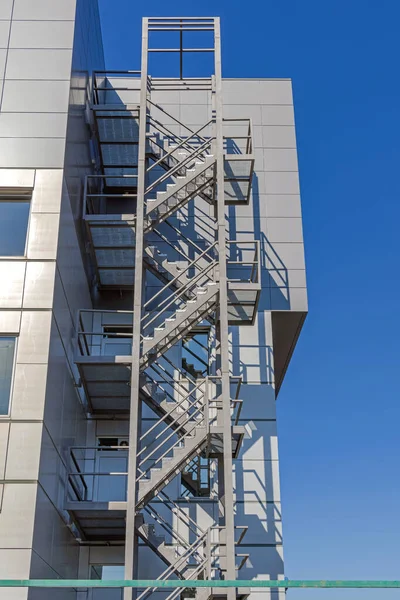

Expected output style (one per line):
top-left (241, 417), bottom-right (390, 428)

top-left (0, 201), bottom-right (30, 256)
top-left (0, 337), bottom-right (16, 415)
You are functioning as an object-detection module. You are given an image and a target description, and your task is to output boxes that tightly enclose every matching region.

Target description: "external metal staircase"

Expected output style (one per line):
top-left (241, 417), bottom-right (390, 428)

top-left (68, 18), bottom-right (258, 600)
top-left (145, 144), bottom-right (215, 230)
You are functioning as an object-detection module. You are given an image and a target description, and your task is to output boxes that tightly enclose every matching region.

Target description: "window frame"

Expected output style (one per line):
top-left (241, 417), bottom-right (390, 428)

top-left (0, 335), bottom-right (18, 418)
top-left (0, 192), bottom-right (32, 259)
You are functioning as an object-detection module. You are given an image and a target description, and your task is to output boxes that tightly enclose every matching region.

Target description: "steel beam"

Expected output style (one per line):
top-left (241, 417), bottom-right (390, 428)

top-left (124, 17), bottom-right (149, 600)
top-left (214, 17), bottom-right (237, 598)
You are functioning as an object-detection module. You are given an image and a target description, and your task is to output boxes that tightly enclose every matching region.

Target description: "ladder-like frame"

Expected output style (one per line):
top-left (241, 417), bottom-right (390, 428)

top-left (124, 17), bottom-right (236, 600)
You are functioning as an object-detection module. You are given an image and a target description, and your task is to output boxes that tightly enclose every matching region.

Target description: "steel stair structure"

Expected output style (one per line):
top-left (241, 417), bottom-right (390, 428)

top-left (67, 17), bottom-right (258, 600)
top-left (145, 143), bottom-right (215, 231)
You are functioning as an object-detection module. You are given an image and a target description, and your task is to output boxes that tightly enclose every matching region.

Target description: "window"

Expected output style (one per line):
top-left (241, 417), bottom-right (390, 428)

top-left (0, 337), bottom-right (16, 415)
top-left (0, 198), bottom-right (30, 256)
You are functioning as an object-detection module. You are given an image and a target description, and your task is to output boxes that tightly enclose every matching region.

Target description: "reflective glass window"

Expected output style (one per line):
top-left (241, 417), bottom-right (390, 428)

top-left (0, 201), bottom-right (30, 256)
top-left (0, 337), bottom-right (16, 415)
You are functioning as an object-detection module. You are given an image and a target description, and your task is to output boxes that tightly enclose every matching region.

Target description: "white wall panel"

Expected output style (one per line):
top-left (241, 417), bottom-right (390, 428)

top-left (0, 548), bottom-right (31, 579)
top-left (267, 217), bottom-right (303, 243)
top-left (0, 138), bottom-right (66, 168)
top-left (0, 168), bottom-right (34, 189)
top-left (263, 148), bottom-right (298, 171)
top-left (31, 170), bottom-right (64, 213)
top-left (6, 49), bottom-right (72, 80)
top-left (0, 262), bottom-right (25, 308)
top-left (265, 242), bottom-right (305, 271)
top-left (0, 22), bottom-right (11, 48)
top-left (233, 459), bottom-right (281, 502)
top-left (0, 422), bottom-right (9, 479)
top-left (0, 310), bottom-right (21, 333)
top-left (261, 105), bottom-right (295, 125)
top-left (23, 262), bottom-right (56, 309)
top-left (9, 21), bottom-right (74, 49)
top-left (26, 213), bottom-right (60, 259)
top-left (12, 0), bottom-right (77, 21)
top-left (264, 194), bottom-right (302, 218)
top-left (2, 80), bottom-right (70, 113)
top-left (0, 0), bottom-right (13, 20)
top-left (17, 311), bottom-right (52, 363)
top-left (0, 113), bottom-right (68, 139)
top-left (235, 500), bottom-right (282, 544)
top-left (11, 363), bottom-right (48, 420)
top-left (239, 545), bottom-right (284, 579)
top-left (5, 422), bottom-right (43, 479)
top-left (0, 483), bottom-right (37, 547)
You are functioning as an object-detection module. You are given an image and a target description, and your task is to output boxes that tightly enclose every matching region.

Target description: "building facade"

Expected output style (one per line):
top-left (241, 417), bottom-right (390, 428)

top-left (0, 4), bottom-right (306, 600)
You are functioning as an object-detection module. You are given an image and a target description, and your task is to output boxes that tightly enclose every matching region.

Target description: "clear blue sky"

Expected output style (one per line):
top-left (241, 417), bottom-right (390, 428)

top-left (98, 1), bottom-right (400, 597)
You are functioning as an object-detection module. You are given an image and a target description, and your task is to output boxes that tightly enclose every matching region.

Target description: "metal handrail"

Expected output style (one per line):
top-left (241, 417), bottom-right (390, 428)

top-left (222, 117), bottom-right (253, 155)
top-left (136, 531), bottom-right (209, 600)
top-left (147, 115), bottom-right (207, 167)
top-left (92, 70), bottom-right (141, 106)
top-left (143, 504), bottom-right (190, 550)
top-left (141, 260), bottom-right (216, 336)
top-left (147, 119), bottom-right (213, 173)
top-left (136, 396), bottom-right (205, 473)
top-left (141, 246), bottom-right (217, 333)
top-left (157, 489), bottom-right (205, 536)
top-left (145, 361), bottom-right (198, 400)
top-left (142, 240), bottom-right (216, 312)
top-left (147, 98), bottom-right (210, 143)
top-left (138, 379), bottom-right (205, 449)
top-left (163, 219), bottom-right (216, 260)
top-left (146, 136), bottom-right (214, 195)
top-left (163, 561), bottom-right (209, 600)
top-left (141, 373), bottom-right (177, 405)
top-left (143, 498), bottom-right (203, 551)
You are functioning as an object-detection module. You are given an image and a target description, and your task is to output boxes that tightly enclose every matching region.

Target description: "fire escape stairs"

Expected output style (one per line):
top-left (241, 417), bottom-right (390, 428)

top-left (144, 154), bottom-right (215, 232)
top-left (147, 134), bottom-right (215, 206)
top-left (140, 281), bottom-right (219, 369)
top-left (143, 245), bottom-right (194, 301)
top-left (77, 78), bottom-right (252, 599)
top-left (136, 425), bottom-right (209, 509)
top-left (139, 375), bottom-right (201, 437)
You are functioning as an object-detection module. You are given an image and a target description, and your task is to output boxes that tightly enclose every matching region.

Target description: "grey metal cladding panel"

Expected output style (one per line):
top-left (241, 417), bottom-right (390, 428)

top-left (266, 242), bottom-right (306, 270)
top-left (0, 22), bottom-right (11, 48)
top-left (0, 262), bottom-right (25, 308)
top-left (12, 0), bottom-right (77, 20)
top-left (266, 217), bottom-right (304, 243)
top-left (262, 126), bottom-right (297, 148)
top-left (263, 149), bottom-right (298, 171)
top-left (270, 286), bottom-right (308, 311)
top-left (263, 172), bottom-right (300, 194)
top-left (5, 49), bottom-right (73, 80)
top-left (0, 113), bottom-right (68, 138)
top-left (0, 49), bottom-right (6, 80)
top-left (1, 80), bottom-right (70, 112)
top-left (223, 103), bottom-right (262, 125)
top-left (9, 20), bottom-right (74, 49)
top-left (261, 105), bottom-right (295, 125)
top-left (263, 195), bottom-right (302, 218)
top-left (222, 79), bottom-right (293, 105)
top-left (0, 138), bottom-right (66, 168)
top-left (0, 0), bottom-right (13, 20)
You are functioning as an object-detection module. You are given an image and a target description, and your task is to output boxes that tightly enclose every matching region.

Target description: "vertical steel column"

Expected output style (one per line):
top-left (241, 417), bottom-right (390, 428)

top-left (214, 17), bottom-right (237, 597)
top-left (124, 17), bottom-right (149, 600)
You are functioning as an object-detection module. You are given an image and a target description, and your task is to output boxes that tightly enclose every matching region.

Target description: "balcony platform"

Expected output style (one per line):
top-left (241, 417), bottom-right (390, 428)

top-left (76, 355), bottom-right (132, 414)
top-left (67, 501), bottom-right (127, 542)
